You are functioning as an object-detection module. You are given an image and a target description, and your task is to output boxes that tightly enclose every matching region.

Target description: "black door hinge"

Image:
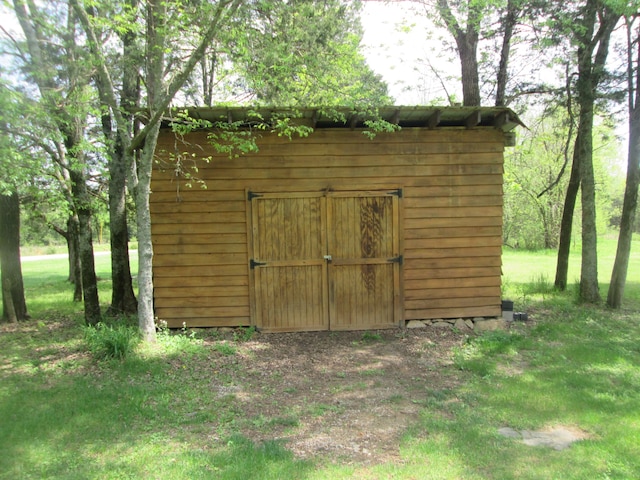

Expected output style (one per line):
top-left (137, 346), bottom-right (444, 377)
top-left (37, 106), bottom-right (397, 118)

top-left (389, 255), bottom-right (403, 265)
top-left (248, 191), bottom-right (262, 201)
top-left (250, 259), bottom-right (267, 269)
top-left (389, 188), bottom-right (403, 198)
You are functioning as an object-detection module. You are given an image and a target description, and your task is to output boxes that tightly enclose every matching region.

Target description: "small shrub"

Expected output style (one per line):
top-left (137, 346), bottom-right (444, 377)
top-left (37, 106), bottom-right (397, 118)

top-left (233, 326), bottom-right (256, 342)
top-left (361, 331), bottom-right (382, 342)
top-left (84, 322), bottom-right (139, 360)
top-left (213, 342), bottom-right (237, 356)
top-left (154, 319), bottom-right (205, 355)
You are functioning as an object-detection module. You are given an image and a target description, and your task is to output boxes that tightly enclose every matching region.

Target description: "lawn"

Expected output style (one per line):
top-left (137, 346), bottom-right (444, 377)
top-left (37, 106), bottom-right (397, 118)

top-left (1, 238), bottom-right (639, 479)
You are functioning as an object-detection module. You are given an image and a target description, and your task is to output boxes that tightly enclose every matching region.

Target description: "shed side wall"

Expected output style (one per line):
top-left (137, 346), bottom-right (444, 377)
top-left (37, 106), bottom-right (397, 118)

top-left (151, 127), bottom-right (504, 328)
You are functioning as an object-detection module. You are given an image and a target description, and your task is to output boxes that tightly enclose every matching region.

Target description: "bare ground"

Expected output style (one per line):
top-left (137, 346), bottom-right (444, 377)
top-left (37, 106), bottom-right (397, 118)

top-left (202, 327), bottom-right (468, 464)
top-left (1, 319), bottom-right (470, 465)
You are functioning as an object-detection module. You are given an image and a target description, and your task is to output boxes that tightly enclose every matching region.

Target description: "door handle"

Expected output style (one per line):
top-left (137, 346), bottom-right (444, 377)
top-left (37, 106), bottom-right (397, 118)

top-left (323, 255), bottom-right (332, 262)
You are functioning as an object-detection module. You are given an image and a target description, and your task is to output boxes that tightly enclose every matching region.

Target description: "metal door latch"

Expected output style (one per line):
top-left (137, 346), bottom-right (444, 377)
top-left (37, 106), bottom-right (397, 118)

top-left (323, 255), bottom-right (332, 262)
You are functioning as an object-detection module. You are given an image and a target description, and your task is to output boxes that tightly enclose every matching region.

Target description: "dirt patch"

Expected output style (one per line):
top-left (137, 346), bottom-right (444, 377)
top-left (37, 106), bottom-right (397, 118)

top-left (203, 328), bottom-right (465, 464)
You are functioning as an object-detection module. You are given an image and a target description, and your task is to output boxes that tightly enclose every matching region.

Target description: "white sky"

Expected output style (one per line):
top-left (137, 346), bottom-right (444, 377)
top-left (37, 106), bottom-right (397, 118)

top-left (360, 1), bottom-right (461, 106)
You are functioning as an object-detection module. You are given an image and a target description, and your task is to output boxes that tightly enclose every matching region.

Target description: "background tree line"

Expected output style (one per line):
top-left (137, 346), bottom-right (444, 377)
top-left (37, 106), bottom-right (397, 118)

top-left (1, 0), bottom-right (639, 337)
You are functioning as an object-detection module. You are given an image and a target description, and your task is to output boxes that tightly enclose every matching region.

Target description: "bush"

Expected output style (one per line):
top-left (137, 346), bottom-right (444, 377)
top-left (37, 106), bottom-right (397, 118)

top-left (84, 322), bottom-right (140, 360)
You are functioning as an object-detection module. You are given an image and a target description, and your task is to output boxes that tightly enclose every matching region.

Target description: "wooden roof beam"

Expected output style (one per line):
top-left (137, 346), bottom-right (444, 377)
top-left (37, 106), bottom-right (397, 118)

top-left (389, 109), bottom-right (401, 125)
top-left (465, 110), bottom-right (481, 128)
top-left (426, 110), bottom-right (441, 129)
top-left (494, 110), bottom-right (510, 130)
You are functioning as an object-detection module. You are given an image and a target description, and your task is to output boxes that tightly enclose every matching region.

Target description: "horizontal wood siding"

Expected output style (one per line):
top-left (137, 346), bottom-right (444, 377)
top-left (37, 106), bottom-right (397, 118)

top-left (151, 127), bottom-right (505, 327)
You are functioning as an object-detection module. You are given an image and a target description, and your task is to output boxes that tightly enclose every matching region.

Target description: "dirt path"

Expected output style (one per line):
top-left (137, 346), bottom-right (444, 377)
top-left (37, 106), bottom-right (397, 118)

top-left (205, 328), bottom-right (465, 464)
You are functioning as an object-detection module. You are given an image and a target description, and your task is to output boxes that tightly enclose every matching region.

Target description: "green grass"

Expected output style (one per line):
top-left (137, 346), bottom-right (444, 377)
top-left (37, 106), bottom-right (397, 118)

top-left (2, 238), bottom-right (640, 478)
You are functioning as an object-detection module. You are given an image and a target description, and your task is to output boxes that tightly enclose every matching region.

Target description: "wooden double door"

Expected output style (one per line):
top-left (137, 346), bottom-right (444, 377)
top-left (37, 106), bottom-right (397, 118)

top-left (249, 190), bottom-right (402, 332)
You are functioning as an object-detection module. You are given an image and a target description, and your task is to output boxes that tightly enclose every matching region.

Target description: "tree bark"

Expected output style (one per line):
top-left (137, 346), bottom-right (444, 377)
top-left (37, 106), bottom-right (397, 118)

top-left (68, 167), bottom-right (101, 324)
top-left (577, 87), bottom-right (600, 302)
top-left (0, 191), bottom-right (29, 322)
top-left (67, 215), bottom-right (83, 302)
top-left (555, 135), bottom-right (581, 291)
top-left (495, 0), bottom-right (519, 107)
top-left (436, 0), bottom-right (481, 106)
top-left (107, 142), bottom-right (137, 316)
top-left (607, 21), bottom-right (640, 309)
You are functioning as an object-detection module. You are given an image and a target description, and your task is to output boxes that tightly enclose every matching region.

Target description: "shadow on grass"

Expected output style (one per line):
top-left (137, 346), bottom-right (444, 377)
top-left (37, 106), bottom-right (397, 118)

top-left (0, 323), bottom-right (314, 480)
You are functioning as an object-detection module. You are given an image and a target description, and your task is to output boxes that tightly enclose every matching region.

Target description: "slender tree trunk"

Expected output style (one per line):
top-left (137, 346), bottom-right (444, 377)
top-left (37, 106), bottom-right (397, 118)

top-left (136, 123), bottom-right (160, 342)
top-left (608, 24), bottom-right (640, 308)
top-left (107, 142), bottom-right (137, 316)
top-left (459, 39), bottom-right (481, 106)
top-left (555, 133), bottom-right (581, 290)
top-left (69, 167), bottom-right (101, 324)
top-left (66, 215), bottom-right (83, 302)
top-left (436, 0), bottom-right (481, 106)
top-left (495, 0), bottom-right (518, 107)
top-left (0, 191), bottom-right (29, 322)
top-left (577, 95), bottom-right (600, 302)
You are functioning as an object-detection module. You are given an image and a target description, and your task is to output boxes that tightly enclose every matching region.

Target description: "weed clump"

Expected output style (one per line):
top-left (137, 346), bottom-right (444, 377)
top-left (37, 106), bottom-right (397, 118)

top-left (84, 322), bottom-right (140, 360)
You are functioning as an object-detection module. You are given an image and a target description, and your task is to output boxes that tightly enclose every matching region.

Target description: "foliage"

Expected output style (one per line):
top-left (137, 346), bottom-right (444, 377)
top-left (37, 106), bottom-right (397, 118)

top-left (504, 108), bottom-right (623, 250)
top-left (84, 320), bottom-right (139, 360)
top-left (230, 0), bottom-right (391, 107)
top-left (233, 326), bottom-right (256, 343)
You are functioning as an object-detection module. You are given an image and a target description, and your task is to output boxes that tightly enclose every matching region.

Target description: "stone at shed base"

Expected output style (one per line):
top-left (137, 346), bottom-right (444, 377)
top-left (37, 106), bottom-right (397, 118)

top-left (454, 318), bottom-right (472, 331)
top-left (406, 320), bottom-right (426, 329)
top-left (473, 318), bottom-right (507, 332)
top-left (432, 321), bottom-right (452, 328)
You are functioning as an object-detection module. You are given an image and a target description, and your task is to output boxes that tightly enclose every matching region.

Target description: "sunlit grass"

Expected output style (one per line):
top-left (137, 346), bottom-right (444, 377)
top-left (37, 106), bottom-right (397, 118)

top-left (2, 237), bottom-right (640, 478)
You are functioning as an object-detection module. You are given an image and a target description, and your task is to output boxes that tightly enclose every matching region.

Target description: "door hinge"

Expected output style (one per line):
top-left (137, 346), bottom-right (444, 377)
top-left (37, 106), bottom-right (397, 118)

top-left (389, 255), bottom-right (403, 265)
top-left (389, 188), bottom-right (403, 198)
top-left (250, 259), bottom-right (267, 269)
top-left (247, 191), bottom-right (262, 201)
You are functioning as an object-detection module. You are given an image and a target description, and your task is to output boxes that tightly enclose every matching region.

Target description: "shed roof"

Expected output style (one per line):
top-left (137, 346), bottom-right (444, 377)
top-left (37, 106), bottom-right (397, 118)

top-left (166, 105), bottom-right (524, 132)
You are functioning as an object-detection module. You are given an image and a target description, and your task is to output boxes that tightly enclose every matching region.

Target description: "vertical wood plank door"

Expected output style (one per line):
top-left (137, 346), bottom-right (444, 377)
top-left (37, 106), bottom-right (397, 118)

top-left (250, 190), bottom-right (401, 331)
top-left (327, 193), bottom-right (401, 330)
top-left (251, 194), bottom-right (328, 331)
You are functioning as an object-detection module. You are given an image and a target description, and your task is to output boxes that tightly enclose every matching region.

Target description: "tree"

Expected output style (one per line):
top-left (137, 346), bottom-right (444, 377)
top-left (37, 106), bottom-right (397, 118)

top-left (235, 0), bottom-right (390, 106)
top-left (504, 109), bottom-right (572, 249)
top-left (0, 82), bottom-right (30, 322)
top-left (0, 191), bottom-right (28, 323)
top-left (553, 0), bottom-right (621, 302)
top-left (72, 0), bottom-right (245, 341)
top-left (608, 14), bottom-right (640, 308)
top-left (11, 0), bottom-right (102, 323)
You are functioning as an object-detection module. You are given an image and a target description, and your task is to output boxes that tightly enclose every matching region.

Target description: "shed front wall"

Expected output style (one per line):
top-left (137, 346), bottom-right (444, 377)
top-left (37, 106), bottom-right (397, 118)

top-left (151, 127), bottom-right (505, 329)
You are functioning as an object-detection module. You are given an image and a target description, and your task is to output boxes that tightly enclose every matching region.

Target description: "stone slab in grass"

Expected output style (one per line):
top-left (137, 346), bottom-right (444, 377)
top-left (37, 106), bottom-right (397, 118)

top-left (498, 426), bottom-right (590, 451)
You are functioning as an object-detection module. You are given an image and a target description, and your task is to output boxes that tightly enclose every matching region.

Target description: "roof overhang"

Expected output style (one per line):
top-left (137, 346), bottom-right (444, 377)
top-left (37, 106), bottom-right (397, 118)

top-left (163, 105), bottom-right (525, 133)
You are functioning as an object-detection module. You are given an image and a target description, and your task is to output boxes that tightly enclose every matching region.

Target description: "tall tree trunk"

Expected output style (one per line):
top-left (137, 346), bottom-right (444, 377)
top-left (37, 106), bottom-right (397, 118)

top-left (69, 167), bottom-right (101, 324)
top-left (104, 0), bottom-right (138, 316)
top-left (555, 132), bottom-right (581, 290)
top-left (67, 214), bottom-right (83, 302)
top-left (495, 0), bottom-right (519, 107)
top-left (607, 21), bottom-right (640, 308)
top-left (436, 0), bottom-right (481, 106)
top-left (577, 89), bottom-right (600, 302)
top-left (459, 38), bottom-right (481, 106)
top-left (0, 191), bottom-right (29, 322)
top-left (136, 122), bottom-right (160, 342)
top-left (107, 143), bottom-right (137, 316)
top-left (555, 0), bottom-right (619, 301)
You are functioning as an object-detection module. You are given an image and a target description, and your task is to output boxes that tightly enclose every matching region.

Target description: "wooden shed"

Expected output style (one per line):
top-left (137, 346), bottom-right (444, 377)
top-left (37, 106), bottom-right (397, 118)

top-left (150, 106), bottom-right (520, 332)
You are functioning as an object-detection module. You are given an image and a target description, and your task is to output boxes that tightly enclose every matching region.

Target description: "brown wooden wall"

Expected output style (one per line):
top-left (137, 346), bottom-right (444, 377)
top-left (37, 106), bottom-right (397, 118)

top-left (151, 127), bottom-right (505, 328)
